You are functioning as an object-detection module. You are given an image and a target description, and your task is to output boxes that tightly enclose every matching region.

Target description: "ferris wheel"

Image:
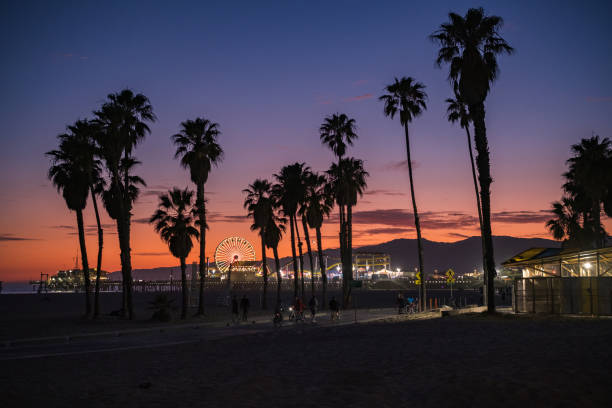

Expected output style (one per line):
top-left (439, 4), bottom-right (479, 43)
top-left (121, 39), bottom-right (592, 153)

top-left (214, 236), bottom-right (256, 273)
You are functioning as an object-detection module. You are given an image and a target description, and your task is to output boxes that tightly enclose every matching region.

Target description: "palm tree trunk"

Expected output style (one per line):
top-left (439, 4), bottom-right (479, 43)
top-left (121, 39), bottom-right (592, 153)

top-left (122, 212), bottom-right (134, 319)
top-left (180, 256), bottom-right (188, 319)
top-left (110, 175), bottom-right (128, 317)
top-left (302, 217), bottom-right (315, 298)
top-left (465, 127), bottom-right (487, 294)
top-left (404, 123), bottom-right (426, 312)
top-left (469, 102), bottom-right (497, 314)
top-left (122, 157), bottom-right (134, 320)
top-left (260, 233), bottom-right (268, 309)
top-left (197, 183), bottom-right (206, 315)
top-left (273, 245), bottom-right (282, 307)
top-left (295, 216), bottom-right (305, 298)
top-left (315, 227), bottom-right (327, 309)
top-left (343, 205), bottom-right (354, 308)
top-left (289, 214), bottom-right (299, 298)
top-left (75, 209), bottom-right (91, 317)
top-left (90, 186), bottom-right (103, 319)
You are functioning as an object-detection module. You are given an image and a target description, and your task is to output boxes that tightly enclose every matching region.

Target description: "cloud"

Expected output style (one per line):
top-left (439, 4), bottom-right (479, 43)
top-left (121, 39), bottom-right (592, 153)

top-left (133, 217), bottom-right (151, 224)
top-left (0, 234), bottom-right (38, 241)
top-left (381, 160), bottom-right (420, 171)
top-left (332, 209), bottom-right (478, 230)
top-left (345, 93), bottom-right (373, 102)
top-left (448, 232), bottom-right (470, 239)
top-left (364, 189), bottom-right (405, 197)
top-left (586, 96), bottom-right (612, 103)
top-left (493, 210), bottom-right (551, 224)
top-left (142, 189), bottom-right (167, 197)
top-left (134, 252), bottom-right (168, 256)
top-left (352, 79), bottom-right (368, 86)
top-left (366, 227), bottom-right (413, 235)
top-left (208, 212), bottom-right (248, 223)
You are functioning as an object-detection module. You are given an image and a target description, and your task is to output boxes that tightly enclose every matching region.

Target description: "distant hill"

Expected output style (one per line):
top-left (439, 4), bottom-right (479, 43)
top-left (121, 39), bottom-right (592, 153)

top-left (109, 236), bottom-right (559, 280)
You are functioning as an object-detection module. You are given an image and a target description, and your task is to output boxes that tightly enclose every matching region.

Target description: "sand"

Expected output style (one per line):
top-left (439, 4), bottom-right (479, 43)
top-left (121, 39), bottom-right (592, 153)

top-left (1, 312), bottom-right (611, 407)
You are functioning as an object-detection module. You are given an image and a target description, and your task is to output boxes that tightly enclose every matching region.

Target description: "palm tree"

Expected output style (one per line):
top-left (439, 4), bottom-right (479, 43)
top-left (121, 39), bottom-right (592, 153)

top-left (272, 163), bottom-right (310, 299)
top-left (172, 118), bottom-right (223, 315)
top-left (300, 172), bottom-right (333, 303)
top-left (303, 173), bottom-right (333, 308)
top-left (47, 130), bottom-right (93, 317)
top-left (150, 188), bottom-right (199, 319)
top-left (243, 179), bottom-right (273, 309)
top-left (564, 136), bottom-right (611, 248)
top-left (319, 113), bottom-right (358, 304)
top-left (431, 8), bottom-right (514, 313)
top-left (264, 210), bottom-right (286, 307)
top-left (546, 197), bottom-right (585, 249)
top-left (94, 89), bottom-right (155, 319)
top-left (68, 119), bottom-right (106, 318)
top-left (445, 91), bottom-right (487, 290)
top-left (379, 77), bottom-right (428, 311)
top-left (327, 158), bottom-right (368, 307)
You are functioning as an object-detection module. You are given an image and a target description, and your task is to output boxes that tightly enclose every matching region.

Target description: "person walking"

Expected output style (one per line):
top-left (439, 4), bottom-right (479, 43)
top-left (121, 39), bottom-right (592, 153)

top-left (308, 295), bottom-right (318, 323)
top-left (397, 293), bottom-right (405, 314)
top-left (240, 294), bottom-right (250, 321)
top-left (231, 294), bottom-right (239, 324)
top-left (329, 296), bottom-right (339, 321)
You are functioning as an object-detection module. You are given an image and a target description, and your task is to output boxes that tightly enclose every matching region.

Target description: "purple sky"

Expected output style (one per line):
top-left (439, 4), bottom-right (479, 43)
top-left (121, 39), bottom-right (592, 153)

top-left (1, 0), bottom-right (611, 280)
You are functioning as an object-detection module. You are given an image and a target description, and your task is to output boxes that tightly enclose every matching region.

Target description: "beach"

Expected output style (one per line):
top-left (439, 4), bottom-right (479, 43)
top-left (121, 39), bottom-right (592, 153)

top-left (1, 292), bottom-right (611, 407)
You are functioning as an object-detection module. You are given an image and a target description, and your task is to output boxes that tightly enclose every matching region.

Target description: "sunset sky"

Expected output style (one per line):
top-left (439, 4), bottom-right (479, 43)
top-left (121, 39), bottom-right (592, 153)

top-left (1, 0), bottom-right (611, 281)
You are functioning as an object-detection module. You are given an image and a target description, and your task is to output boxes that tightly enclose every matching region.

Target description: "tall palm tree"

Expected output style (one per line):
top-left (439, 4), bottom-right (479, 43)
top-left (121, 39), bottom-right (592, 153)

top-left (172, 118), bottom-right (223, 315)
top-left (327, 158), bottom-right (368, 307)
top-left (68, 119), bottom-right (106, 318)
top-left (264, 210), bottom-right (286, 307)
top-left (379, 76), bottom-right (428, 311)
top-left (319, 113), bottom-right (358, 304)
top-left (243, 179), bottom-right (273, 309)
top-left (47, 131), bottom-right (93, 317)
top-left (431, 8), bottom-right (513, 313)
top-left (272, 163), bottom-right (309, 299)
top-left (445, 91), bottom-right (487, 288)
top-left (94, 89), bottom-right (155, 319)
top-left (303, 173), bottom-right (333, 308)
top-left (150, 188), bottom-right (199, 320)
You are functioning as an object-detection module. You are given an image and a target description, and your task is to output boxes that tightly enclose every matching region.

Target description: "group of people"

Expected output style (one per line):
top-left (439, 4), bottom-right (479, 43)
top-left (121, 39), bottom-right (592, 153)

top-left (232, 293), bottom-right (343, 326)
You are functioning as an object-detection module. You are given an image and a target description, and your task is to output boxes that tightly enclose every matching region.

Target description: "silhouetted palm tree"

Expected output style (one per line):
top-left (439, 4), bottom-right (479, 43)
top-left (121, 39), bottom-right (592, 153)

top-left (319, 113), bottom-right (358, 303)
top-left (150, 188), bottom-right (199, 320)
top-left (47, 130), bottom-right (93, 317)
top-left (300, 172), bottom-right (333, 304)
top-left (94, 89), bottom-right (155, 319)
top-left (564, 136), bottom-right (611, 248)
top-left (546, 197), bottom-right (585, 248)
top-left (431, 8), bottom-right (513, 313)
top-left (445, 91), bottom-right (487, 289)
top-left (327, 158), bottom-right (368, 307)
top-left (272, 163), bottom-right (309, 298)
top-left (68, 119), bottom-right (106, 318)
top-left (379, 76), bottom-right (427, 311)
top-left (173, 118), bottom-right (223, 315)
top-left (264, 210), bottom-right (286, 307)
top-left (244, 179), bottom-right (273, 309)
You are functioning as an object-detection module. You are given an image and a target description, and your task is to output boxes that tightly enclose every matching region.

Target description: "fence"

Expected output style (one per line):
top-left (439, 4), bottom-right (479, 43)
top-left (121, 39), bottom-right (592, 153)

top-left (513, 277), bottom-right (612, 315)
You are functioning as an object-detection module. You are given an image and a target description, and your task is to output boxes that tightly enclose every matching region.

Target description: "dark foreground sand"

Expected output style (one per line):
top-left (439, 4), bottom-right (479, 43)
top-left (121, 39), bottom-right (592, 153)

top-left (1, 314), bottom-right (611, 408)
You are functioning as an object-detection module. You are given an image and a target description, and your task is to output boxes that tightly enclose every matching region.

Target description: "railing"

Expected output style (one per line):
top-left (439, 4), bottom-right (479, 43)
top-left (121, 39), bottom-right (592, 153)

top-left (513, 277), bottom-right (612, 315)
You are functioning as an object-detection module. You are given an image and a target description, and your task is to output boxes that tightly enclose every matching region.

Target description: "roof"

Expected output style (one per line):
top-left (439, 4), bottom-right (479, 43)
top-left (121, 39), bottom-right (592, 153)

top-left (503, 246), bottom-right (612, 267)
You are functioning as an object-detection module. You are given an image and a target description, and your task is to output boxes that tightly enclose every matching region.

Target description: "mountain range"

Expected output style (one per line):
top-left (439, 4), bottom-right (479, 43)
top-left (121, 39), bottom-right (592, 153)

top-left (108, 235), bottom-right (559, 280)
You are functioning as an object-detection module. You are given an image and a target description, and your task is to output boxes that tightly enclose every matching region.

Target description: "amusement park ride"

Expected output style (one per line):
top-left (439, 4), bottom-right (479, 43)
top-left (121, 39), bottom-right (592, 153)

top-left (212, 236), bottom-right (397, 281)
